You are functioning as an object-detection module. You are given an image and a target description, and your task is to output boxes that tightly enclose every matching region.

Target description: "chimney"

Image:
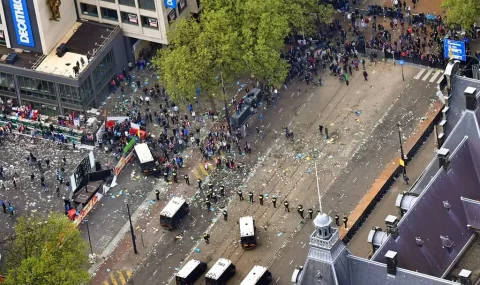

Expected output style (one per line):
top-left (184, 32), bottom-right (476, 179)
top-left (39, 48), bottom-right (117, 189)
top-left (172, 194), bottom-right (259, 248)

top-left (385, 215), bottom-right (399, 238)
top-left (385, 250), bottom-right (398, 276)
top-left (465, 87), bottom-right (477, 111)
top-left (459, 269), bottom-right (472, 285)
top-left (438, 148), bottom-right (450, 170)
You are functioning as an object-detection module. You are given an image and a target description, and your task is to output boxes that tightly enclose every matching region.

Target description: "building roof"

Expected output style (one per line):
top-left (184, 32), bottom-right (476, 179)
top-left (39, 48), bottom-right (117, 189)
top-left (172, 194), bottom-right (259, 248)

top-left (205, 258), bottom-right (232, 280)
top-left (176, 259), bottom-right (201, 278)
top-left (160, 197), bottom-right (186, 218)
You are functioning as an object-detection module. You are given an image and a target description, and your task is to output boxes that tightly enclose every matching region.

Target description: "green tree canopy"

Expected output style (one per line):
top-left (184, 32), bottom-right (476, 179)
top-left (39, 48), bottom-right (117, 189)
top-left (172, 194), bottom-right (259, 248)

top-left (3, 213), bottom-right (90, 285)
top-left (441, 0), bottom-right (480, 31)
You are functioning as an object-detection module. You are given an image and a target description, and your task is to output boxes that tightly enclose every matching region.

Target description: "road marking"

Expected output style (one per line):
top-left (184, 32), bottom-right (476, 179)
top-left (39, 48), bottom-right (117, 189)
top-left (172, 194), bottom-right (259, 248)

top-left (302, 242), bottom-right (306, 248)
top-left (254, 139), bottom-right (258, 144)
top-left (117, 271), bottom-right (127, 284)
top-left (340, 194), bottom-right (344, 199)
top-left (429, 70), bottom-right (442, 82)
top-left (279, 108), bottom-right (283, 113)
top-left (353, 178), bottom-right (357, 183)
top-left (289, 259), bottom-right (294, 265)
top-left (414, 69), bottom-right (425, 80)
top-left (422, 69), bottom-right (433, 81)
top-left (276, 277), bottom-right (281, 283)
top-left (199, 163), bottom-right (208, 176)
top-left (110, 274), bottom-right (119, 285)
top-left (291, 93), bottom-right (295, 97)
top-left (267, 123), bottom-right (271, 128)
top-left (437, 74), bottom-right (444, 84)
top-left (193, 169), bottom-right (201, 180)
top-left (377, 145), bottom-right (382, 151)
top-left (126, 271), bottom-right (132, 278)
top-left (103, 281), bottom-right (109, 285)
top-left (365, 161), bottom-right (370, 167)
top-left (153, 269), bottom-right (158, 276)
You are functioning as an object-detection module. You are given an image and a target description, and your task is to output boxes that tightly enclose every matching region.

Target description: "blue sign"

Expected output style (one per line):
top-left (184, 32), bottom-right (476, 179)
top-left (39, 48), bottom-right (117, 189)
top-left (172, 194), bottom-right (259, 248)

top-left (398, 60), bottom-right (405, 65)
top-left (443, 39), bottom-right (466, 61)
top-left (164, 0), bottom-right (177, 8)
top-left (9, 0), bottom-right (35, 47)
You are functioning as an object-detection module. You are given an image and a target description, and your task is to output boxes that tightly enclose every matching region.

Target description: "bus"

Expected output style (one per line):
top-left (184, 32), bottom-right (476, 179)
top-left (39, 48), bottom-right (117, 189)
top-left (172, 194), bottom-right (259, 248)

top-left (160, 197), bottom-right (189, 229)
top-left (240, 216), bottom-right (257, 249)
top-left (134, 143), bottom-right (158, 175)
top-left (240, 266), bottom-right (272, 285)
top-left (205, 258), bottom-right (236, 285)
top-left (175, 259), bottom-right (207, 285)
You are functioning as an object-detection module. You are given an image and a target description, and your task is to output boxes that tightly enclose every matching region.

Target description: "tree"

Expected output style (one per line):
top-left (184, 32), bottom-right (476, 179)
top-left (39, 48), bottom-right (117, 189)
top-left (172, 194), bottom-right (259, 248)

top-left (441, 0), bottom-right (480, 31)
top-left (3, 213), bottom-right (90, 285)
top-left (281, 0), bottom-right (336, 36)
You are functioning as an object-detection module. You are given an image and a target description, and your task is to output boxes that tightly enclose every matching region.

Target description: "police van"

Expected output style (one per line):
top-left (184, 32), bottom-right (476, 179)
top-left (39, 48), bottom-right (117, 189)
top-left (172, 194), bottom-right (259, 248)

top-left (134, 143), bottom-right (158, 175)
top-left (240, 265), bottom-right (272, 285)
top-left (175, 259), bottom-right (207, 285)
top-left (160, 197), bottom-right (189, 229)
top-left (239, 216), bottom-right (257, 249)
top-left (205, 258), bottom-right (236, 285)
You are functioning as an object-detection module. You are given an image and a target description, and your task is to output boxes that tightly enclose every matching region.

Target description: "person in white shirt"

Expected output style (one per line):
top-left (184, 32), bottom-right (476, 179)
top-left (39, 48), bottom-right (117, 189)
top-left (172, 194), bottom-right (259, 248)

top-left (145, 96), bottom-right (150, 106)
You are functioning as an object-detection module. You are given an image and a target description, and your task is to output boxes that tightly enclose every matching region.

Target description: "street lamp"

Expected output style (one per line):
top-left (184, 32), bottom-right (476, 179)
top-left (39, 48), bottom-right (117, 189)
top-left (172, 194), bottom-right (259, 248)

top-left (220, 71), bottom-right (233, 136)
top-left (397, 123), bottom-right (406, 175)
top-left (127, 204), bottom-right (138, 254)
top-left (83, 219), bottom-right (93, 255)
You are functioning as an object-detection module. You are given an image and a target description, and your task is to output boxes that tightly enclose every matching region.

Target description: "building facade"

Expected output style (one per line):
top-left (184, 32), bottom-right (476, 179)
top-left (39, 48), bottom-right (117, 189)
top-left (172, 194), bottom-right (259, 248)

top-left (75, 0), bottom-right (200, 59)
top-left (0, 0), bottom-right (127, 116)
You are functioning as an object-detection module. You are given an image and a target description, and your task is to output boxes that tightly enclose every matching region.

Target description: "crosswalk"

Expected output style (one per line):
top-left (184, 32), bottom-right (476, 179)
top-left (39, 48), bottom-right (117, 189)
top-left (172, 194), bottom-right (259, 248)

top-left (413, 69), bottom-right (444, 84)
top-left (103, 270), bottom-right (132, 285)
top-left (192, 155), bottom-right (227, 179)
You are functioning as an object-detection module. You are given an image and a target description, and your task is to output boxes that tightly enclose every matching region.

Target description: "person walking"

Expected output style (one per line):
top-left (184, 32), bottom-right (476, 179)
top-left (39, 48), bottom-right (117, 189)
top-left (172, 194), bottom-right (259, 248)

top-left (163, 171), bottom-right (168, 182)
top-left (212, 192), bottom-right (217, 203)
top-left (237, 190), bottom-right (244, 200)
top-left (172, 171), bottom-right (178, 183)
top-left (219, 186), bottom-right (225, 197)
top-left (203, 233), bottom-right (210, 244)
top-left (208, 182), bottom-right (214, 190)
top-left (363, 70), bottom-right (368, 81)
top-left (197, 178), bottom-right (202, 189)
top-left (62, 155), bottom-right (66, 165)
top-left (335, 214), bottom-right (340, 226)
top-left (308, 208), bottom-right (314, 219)
top-left (248, 191), bottom-right (254, 203)
top-left (319, 125), bottom-right (323, 135)
top-left (184, 174), bottom-right (190, 185)
top-left (30, 173), bottom-right (35, 181)
top-left (272, 196), bottom-right (277, 208)
top-left (45, 158), bottom-right (50, 168)
top-left (343, 216), bottom-right (348, 228)
top-left (259, 194), bottom-right (264, 205)
top-left (223, 210), bottom-right (228, 221)
top-left (325, 127), bottom-right (329, 139)
top-left (298, 205), bottom-right (305, 219)
top-left (205, 198), bottom-right (211, 212)
top-left (403, 173), bottom-right (410, 185)
top-left (1, 200), bottom-right (6, 213)
top-left (155, 189), bottom-right (160, 200)
top-left (12, 178), bottom-right (16, 188)
top-left (284, 200), bottom-right (290, 212)
top-left (56, 186), bottom-right (61, 198)
top-left (8, 204), bottom-right (14, 217)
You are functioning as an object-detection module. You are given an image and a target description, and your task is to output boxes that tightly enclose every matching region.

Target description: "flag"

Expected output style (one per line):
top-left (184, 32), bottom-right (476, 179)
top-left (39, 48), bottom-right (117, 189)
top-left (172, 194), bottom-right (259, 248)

top-left (399, 159), bottom-right (405, 167)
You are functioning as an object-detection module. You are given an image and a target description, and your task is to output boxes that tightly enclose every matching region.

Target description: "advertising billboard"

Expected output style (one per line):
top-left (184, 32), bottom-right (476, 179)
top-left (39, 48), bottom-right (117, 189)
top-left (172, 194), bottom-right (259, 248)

top-left (9, 0), bottom-right (35, 47)
top-left (443, 39), bottom-right (466, 61)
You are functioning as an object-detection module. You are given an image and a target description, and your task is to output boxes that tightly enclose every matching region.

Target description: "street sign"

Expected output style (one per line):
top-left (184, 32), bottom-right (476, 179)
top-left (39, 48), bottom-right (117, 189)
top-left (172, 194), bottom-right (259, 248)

top-left (443, 39), bottom-right (466, 61)
top-left (398, 60), bottom-right (405, 65)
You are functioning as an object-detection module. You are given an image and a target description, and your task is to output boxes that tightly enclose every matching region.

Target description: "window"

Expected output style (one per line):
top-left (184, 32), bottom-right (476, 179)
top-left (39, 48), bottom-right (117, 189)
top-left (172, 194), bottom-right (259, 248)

top-left (167, 9), bottom-right (177, 24)
top-left (101, 0), bottom-right (115, 2)
top-left (0, 72), bottom-right (15, 93)
top-left (80, 3), bottom-right (98, 17)
top-left (141, 16), bottom-right (158, 29)
top-left (0, 30), bottom-right (5, 46)
top-left (178, 0), bottom-right (187, 14)
top-left (17, 76), bottom-right (56, 101)
top-left (92, 50), bottom-right (116, 88)
top-left (138, 0), bottom-right (156, 11)
top-left (101, 7), bottom-right (118, 21)
top-left (118, 0), bottom-right (135, 7)
top-left (121, 12), bottom-right (138, 25)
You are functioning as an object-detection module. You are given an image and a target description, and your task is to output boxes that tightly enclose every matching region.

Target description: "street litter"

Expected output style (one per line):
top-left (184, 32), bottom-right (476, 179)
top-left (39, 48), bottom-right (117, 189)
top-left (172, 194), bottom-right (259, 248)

top-left (277, 232), bottom-right (283, 236)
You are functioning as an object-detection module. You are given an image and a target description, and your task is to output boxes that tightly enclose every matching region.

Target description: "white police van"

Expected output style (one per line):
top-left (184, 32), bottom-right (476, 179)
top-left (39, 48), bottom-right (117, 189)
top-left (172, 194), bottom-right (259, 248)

top-left (175, 259), bottom-right (207, 285)
top-left (241, 265), bottom-right (272, 285)
top-left (239, 216), bottom-right (257, 249)
top-left (160, 196), bottom-right (189, 229)
top-left (205, 258), bottom-right (236, 285)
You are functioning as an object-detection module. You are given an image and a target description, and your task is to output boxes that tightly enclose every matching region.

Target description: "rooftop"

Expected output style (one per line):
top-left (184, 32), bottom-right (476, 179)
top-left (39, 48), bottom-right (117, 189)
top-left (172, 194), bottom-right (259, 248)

top-left (0, 21), bottom-right (117, 78)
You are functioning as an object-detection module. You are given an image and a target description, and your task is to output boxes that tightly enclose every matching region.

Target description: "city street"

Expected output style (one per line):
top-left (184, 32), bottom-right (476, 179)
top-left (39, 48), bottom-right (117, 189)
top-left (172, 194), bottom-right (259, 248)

top-left (91, 58), bottom-right (440, 285)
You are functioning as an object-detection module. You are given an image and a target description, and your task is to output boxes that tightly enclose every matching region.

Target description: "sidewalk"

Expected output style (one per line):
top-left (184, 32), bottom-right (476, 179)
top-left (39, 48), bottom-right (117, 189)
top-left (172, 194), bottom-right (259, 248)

top-left (346, 132), bottom-right (436, 258)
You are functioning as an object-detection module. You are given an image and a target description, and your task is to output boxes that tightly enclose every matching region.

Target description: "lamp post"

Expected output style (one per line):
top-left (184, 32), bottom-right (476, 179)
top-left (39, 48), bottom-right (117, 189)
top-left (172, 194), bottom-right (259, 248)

top-left (397, 123), bottom-right (406, 175)
top-left (127, 203), bottom-right (138, 254)
top-left (220, 71), bottom-right (232, 136)
top-left (84, 219), bottom-right (93, 255)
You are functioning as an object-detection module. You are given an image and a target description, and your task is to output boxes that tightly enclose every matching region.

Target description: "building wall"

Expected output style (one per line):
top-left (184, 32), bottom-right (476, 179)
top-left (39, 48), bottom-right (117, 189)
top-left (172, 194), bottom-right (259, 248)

top-left (76, 0), bottom-right (196, 45)
top-left (0, 1), bottom-right (12, 47)
top-left (32, 0), bottom-right (78, 54)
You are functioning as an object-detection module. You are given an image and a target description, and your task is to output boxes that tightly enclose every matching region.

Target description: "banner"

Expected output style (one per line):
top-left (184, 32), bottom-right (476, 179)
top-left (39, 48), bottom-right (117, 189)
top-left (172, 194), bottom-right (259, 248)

top-left (114, 156), bottom-right (127, 176)
top-left (164, 0), bottom-right (177, 8)
top-left (9, 0), bottom-right (35, 47)
top-left (148, 18), bottom-right (158, 28)
top-left (73, 193), bottom-right (103, 226)
top-left (128, 13), bottom-right (138, 24)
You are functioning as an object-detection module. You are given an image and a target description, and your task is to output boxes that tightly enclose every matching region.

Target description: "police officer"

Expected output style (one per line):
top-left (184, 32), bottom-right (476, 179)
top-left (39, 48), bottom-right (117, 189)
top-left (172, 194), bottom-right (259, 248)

top-left (223, 210), bottom-right (228, 221)
top-left (208, 182), bottom-right (214, 190)
top-left (164, 171), bottom-right (168, 182)
top-left (184, 174), bottom-right (190, 185)
top-left (205, 198), bottom-right (211, 212)
top-left (284, 200), bottom-right (290, 212)
top-left (334, 214), bottom-right (340, 226)
top-left (238, 189), bottom-right (244, 201)
top-left (259, 194), bottom-right (264, 205)
top-left (220, 185), bottom-right (225, 197)
top-left (248, 191), bottom-right (254, 203)
top-left (212, 191), bottom-right (217, 203)
top-left (208, 189), bottom-right (213, 200)
top-left (203, 233), bottom-right (210, 244)
top-left (308, 208), bottom-right (313, 219)
top-left (343, 216), bottom-right (348, 228)
top-left (298, 205), bottom-right (304, 219)
top-left (197, 178), bottom-right (202, 189)
top-left (272, 196), bottom-right (277, 208)
top-left (172, 171), bottom-right (178, 183)
top-left (155, 189), bottom-right (160, 201)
